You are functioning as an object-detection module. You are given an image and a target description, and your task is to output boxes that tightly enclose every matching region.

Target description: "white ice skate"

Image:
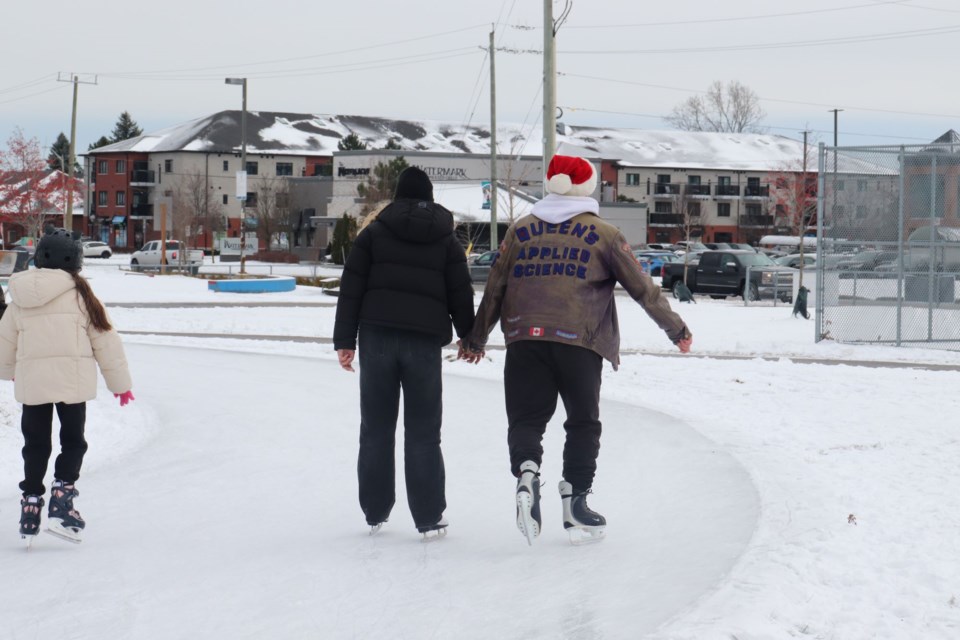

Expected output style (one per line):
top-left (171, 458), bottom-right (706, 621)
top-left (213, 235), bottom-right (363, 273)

top-left (559, 481), bottom-right (606, 545)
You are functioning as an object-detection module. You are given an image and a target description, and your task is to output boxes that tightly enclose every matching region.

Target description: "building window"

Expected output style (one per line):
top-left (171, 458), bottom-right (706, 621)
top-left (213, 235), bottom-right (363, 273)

top-left (223, 194), bottom-right (229, 205)
top-left (745, 203), bottom-right (761, 217)
top-left (276, 162), bottom-right (293, 176)
top-left (856, 205), bottom-right (868, 219)
top-left (98, 160), bottom-right (108, 174)
top-left (718, 176), bottom-right (731, 187)
top-left (688, 202), bottom-right (701, 216)
top-left (98, 191), bottom-right (107, 207)
top-left (164, 159), bottom-right (173, 172)
top-left (625, 173), bottom-right (640, 186)
top-left (245, 192), bottom-right (258, 207)
top-left (246, 161), bottom-right (259, 176)
top-left (656, 174), bottom-right (671, 184)
top-left (116, 191), bottom-right (126, 206)
top-left (116, 160), bottom-right (126, 173)
top-left (654, 201), bottom-right (672, 214)
top-left (688, 175), bottom-right (701, 185)
top-left (717, 202), bottom-right (731, 217)
top-left (836, 181), bottom-right (845, 191)
top-left (858, 180), bottom-right (868, 192)
top-left (223, 160), bottom-right (229, 172)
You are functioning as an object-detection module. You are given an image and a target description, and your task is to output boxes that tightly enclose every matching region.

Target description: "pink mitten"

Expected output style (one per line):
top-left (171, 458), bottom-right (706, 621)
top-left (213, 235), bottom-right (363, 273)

top-left (115, 390), bottom-right (135, 407)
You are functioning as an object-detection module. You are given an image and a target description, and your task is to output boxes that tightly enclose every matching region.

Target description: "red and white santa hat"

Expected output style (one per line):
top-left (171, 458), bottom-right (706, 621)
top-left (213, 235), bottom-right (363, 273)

top-left (545, 154), bottom-right (597, 197)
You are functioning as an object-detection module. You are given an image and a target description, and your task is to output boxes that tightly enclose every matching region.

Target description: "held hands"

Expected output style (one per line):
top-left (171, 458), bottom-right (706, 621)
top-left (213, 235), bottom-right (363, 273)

top-left (337, 349), bottom-right (356, 372)
top-left (115, 390), bottom-right (135, 406)
top-left (457, 339), bottom-right (484, 364)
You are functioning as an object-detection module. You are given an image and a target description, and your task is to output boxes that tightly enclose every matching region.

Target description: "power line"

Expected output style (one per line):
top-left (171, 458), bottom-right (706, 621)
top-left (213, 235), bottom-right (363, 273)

top-left (560, 24), bottom-right (960, 54)
top-left (0, 84), bottom-right (69, 107)
top-left (0, 74), bottom-right (58, 96)
top-left (560, 106), bottom-right (936, 142)
top-left (560, 72), bottom-right (960, 120)
top-left (562, 0), bottom-right (911, 28)
top-left (95, 24), bottom-right (490, 77)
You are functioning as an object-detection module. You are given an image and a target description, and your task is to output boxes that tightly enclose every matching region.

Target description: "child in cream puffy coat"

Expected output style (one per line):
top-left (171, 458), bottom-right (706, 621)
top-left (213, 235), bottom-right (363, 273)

top-left (0, 229), bottom-right (133, 543)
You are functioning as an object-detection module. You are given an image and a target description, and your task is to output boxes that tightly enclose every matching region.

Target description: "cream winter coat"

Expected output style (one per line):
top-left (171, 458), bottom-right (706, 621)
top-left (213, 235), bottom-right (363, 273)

top-left (0, 269), bottom-right (131, 405)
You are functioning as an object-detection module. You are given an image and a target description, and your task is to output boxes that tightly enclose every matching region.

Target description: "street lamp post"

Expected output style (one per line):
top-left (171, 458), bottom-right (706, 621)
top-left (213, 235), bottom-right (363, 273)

top-left (225, 77), bottom-right (248, 274)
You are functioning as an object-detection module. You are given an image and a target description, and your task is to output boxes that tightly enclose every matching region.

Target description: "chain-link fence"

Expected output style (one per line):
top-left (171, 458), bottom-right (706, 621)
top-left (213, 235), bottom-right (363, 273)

top-left (816, 142), bottom-right (960, 350)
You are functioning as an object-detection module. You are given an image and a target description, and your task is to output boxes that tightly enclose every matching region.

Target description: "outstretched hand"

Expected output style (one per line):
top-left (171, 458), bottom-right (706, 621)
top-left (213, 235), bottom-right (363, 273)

top-left (676, 337), bottom-right (692, 353)
top-left (457, 340), bottom-right (484, 364)
top-left (115, 390), bottom-right (135, 406)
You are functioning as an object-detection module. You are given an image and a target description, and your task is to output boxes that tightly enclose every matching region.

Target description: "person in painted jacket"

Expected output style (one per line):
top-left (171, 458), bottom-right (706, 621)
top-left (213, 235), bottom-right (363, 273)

top-left (460, 154), bottom-right (692, 545)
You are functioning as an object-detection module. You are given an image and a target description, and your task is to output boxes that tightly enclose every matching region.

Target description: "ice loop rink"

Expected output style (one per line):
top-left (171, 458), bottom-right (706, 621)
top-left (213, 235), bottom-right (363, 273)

top-left (0, 263), bottom-right (957, 639)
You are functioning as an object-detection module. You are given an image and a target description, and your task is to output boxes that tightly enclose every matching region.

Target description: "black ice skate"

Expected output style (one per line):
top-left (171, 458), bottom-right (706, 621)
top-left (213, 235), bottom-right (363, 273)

top-left (559, 481), bottom-right (606, 545)
top-left (515, 460), bottom-right (541, 545)
top-left (416, 516), bottom-right (448, 542)
top-left (20, 495), bottom-right (44, 545)
top-left (46, 480), bottom-right (84, 544)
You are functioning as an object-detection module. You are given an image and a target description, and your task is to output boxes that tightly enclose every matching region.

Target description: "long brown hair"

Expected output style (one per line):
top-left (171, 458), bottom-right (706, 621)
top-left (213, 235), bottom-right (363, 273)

top-left (70, 272), bottom-right (112, 332)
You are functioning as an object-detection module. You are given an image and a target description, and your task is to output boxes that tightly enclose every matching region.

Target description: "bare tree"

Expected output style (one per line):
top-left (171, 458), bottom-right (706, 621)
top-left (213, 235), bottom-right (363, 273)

top-left (172, 169), bottom-right (224, 251)
top-left (767, 143), bottom-right (818, 286)
top-left (252, 176), bottom-right (292, 252)
top-left (665, 80), bottom-right (766, 134)
top-left (0, 128), bottom-right (83, 239)
top-left (671, 186), bottom-right (704, 285)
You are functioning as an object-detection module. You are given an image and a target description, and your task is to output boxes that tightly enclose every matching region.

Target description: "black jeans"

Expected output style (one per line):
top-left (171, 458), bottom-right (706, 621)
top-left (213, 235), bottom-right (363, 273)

top-left (357, 324), bottom-right (445, 528)
top-left (504, 341), bottom-right (603, 492)
top-left (20, 402), bottom-right (88, 496)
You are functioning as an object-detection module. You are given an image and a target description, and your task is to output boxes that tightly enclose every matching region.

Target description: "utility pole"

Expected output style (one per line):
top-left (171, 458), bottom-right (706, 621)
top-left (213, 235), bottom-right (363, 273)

top-left (57, 73), bottom-right (97, 234)
top-left (828, 108), bottom-right (843, 147)
top-left (543, 0), bottom-right (557, 185)
top-left (489, 27), bottom-right (499, 251)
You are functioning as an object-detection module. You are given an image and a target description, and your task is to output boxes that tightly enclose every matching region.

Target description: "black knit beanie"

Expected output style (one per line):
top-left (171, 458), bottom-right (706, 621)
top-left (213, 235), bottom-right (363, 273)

top-left (394, 166), bottom-right (434, 202)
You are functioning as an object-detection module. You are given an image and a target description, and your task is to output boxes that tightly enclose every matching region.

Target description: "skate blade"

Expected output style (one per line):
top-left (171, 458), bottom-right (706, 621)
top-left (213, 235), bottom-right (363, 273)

top-left (420, 528), bottom-right (447, 543)
top-left (516, 492), bottom-right (539, 546)
top-left (369, 523), bottom-right (384, 536)
top-left (21, 533), bottom-right (37, 549)
top-left (567, 526), bottom-right (605, 546)
top-left (45, 521), bottom-right (82, 544)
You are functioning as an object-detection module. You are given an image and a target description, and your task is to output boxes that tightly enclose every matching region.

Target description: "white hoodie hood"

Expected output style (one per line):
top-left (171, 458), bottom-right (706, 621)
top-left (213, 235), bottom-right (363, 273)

top-left (530, 194), bottom-right (600, 224)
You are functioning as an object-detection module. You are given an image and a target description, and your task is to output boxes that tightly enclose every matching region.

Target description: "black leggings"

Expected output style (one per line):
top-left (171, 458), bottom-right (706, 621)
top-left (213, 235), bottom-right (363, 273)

top-left (19, 402), bottom-right (88, 496)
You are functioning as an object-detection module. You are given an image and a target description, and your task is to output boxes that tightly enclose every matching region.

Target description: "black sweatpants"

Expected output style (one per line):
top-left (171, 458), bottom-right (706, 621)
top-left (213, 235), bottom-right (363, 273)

top-left (357, 324), bottom-right (445, 529)
top-left (20, 402), bottom-right (88, 496)
top-left (504, 340), bottom-right (603, 492)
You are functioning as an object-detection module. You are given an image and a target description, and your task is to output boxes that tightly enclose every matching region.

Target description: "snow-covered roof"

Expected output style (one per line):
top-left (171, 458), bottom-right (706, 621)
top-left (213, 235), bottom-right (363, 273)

top-left (87, 110), bottom-right (819, 172)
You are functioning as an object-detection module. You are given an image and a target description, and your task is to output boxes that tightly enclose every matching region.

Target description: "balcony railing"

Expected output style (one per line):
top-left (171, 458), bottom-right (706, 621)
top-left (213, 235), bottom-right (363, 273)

top-left (716, 185), bottom-right (740, 197)
top-left (130, 169), bottom-right (156, 185)
top-left (686, 184), bottom-right (710, 196)
top-left (744, 185), bottom-right (770, 197)
top-left (130, 203), bottom-right (154, 218)
top-left (649, 213), bottom-right (682, 225)
top-left (742, 215), bottom-right (774, 226)
top-left (653, 183), bottom-right (681, 196)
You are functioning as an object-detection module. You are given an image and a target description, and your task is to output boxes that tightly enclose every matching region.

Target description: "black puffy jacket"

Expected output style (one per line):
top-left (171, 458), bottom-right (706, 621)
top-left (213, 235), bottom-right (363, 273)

top-left (333, 199), bottom-right (475, 350)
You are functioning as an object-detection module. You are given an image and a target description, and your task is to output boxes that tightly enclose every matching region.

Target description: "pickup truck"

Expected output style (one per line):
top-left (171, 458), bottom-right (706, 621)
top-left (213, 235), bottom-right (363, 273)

top-left (130, 240), bottom-right (203, 274)
top-left (660, 250), bottom-right (797, 300)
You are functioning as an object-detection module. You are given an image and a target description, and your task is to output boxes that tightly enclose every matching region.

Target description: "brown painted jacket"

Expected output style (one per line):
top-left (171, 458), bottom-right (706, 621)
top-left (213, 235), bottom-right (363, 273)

top-left (466, 211), bottom-right (690, 369)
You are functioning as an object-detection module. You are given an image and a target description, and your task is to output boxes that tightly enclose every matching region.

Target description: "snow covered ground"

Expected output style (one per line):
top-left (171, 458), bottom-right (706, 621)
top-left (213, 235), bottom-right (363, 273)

top-left (0, 262), bottom-right (958, 639)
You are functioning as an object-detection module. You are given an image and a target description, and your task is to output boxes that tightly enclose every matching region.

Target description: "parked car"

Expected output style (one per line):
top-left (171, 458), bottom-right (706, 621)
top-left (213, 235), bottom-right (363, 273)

top-left (632, 250), bottom-right (681, 277)
top-left (469, 250), bottom-right (498, 282)
top-left (645, 243), bottom-right (676, 252)
top-left (835, 250), bottom-right (898, 272)
top-left (661, 250), bottom-right (797, 301)
top-left (704, 242), bottom-right (735, 251)
top-left (130, 240), bottom-right (204, 274)
top-left (10, 236), bottom-right (38, 257)
top-left (82, 241), bottom-right (112, 259)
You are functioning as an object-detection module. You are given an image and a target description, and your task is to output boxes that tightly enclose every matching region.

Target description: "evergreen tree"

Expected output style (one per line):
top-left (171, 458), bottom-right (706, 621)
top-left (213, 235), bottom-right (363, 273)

top-left (330, 214), bottom-right (358, 265)
top-left (356, 156), bottom-right (409, 208)
top-left (88, 135), bottom-right (111, 151)
top-left (110, 111), bottom-right (143, 143)
top-left (47, 132), bottom-right (72, 172)
top-left (337, 133), bottom-right (367, 151)
top-left (382, 138), bottom-right (402, 150)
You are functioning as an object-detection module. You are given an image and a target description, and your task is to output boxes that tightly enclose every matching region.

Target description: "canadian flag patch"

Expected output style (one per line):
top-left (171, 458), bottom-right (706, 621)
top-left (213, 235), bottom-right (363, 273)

top-left (529, 327), bottom-right (544, 337)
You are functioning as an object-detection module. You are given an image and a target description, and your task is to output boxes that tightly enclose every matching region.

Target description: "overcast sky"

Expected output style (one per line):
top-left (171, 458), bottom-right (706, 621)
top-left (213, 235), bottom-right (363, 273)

top-left (2, 0), bottom-right (959, 156)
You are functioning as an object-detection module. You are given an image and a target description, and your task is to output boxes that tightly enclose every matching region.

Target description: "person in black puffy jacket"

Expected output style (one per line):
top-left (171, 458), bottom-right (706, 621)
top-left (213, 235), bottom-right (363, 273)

top-left (333, 166), bottom-right (475, 536)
